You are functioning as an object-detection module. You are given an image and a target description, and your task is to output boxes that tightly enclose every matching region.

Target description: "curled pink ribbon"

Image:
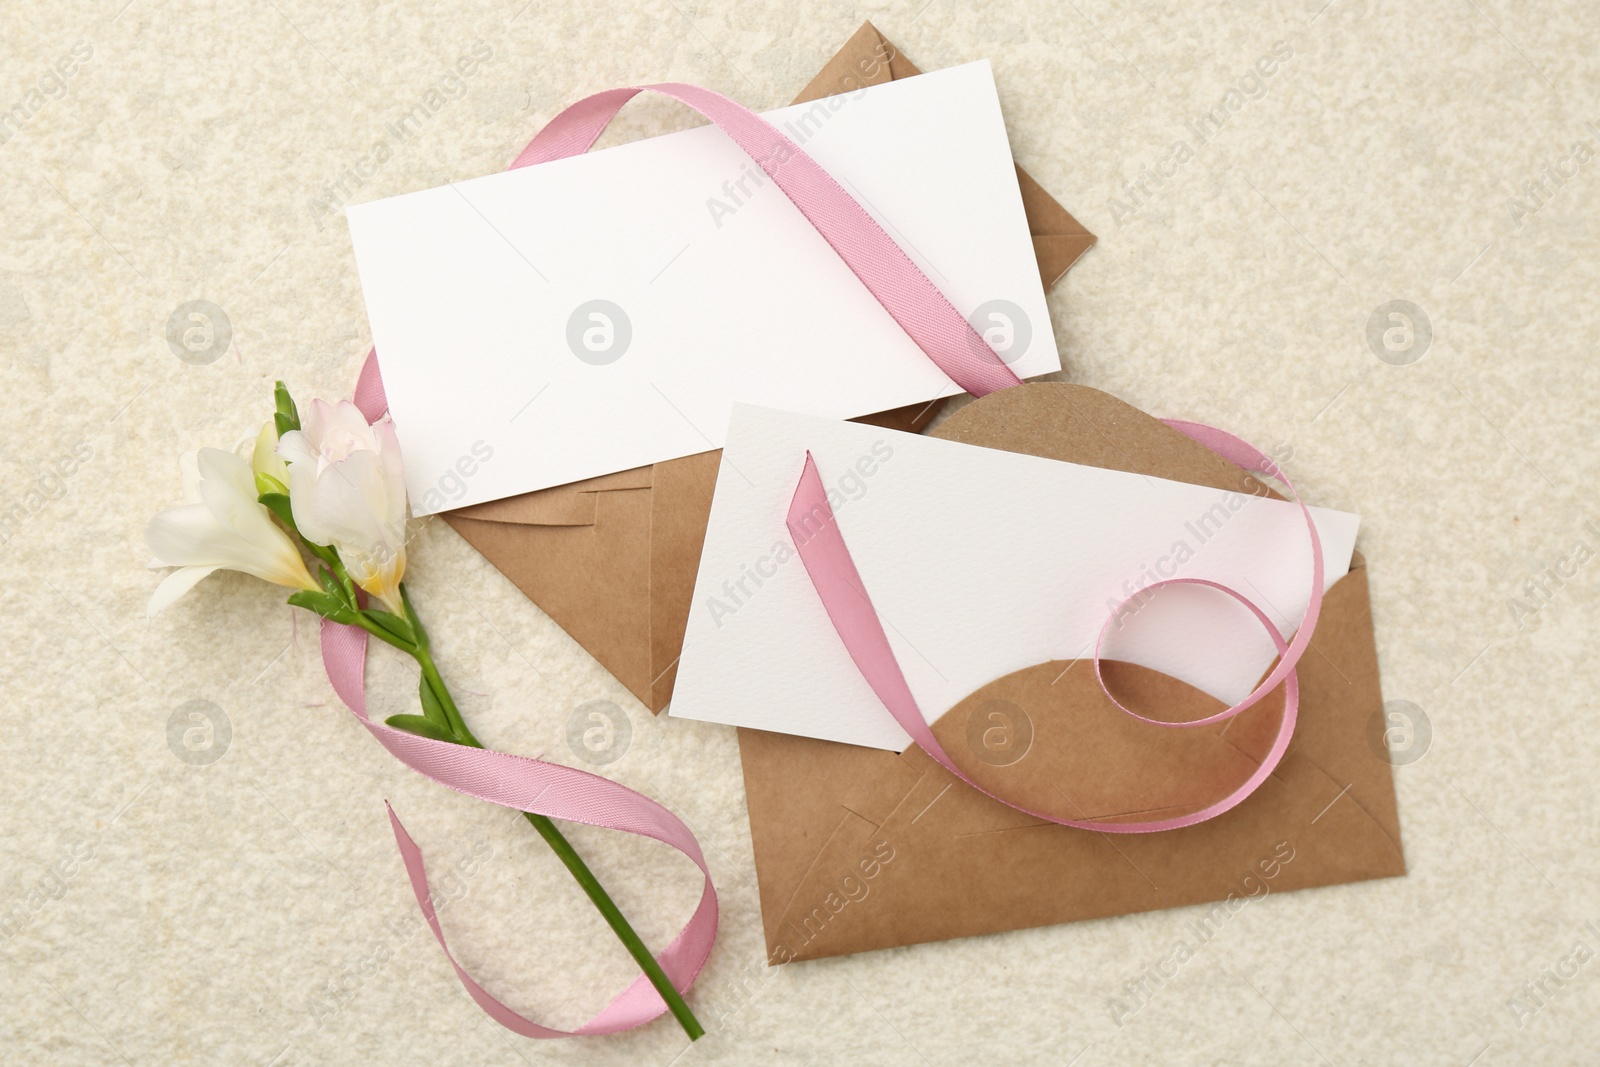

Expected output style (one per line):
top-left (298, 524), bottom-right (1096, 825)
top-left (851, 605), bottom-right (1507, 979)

top-left (786, 417), bottom-right (1325, 833)
top-left (319, 618), bottom-right (715, 1035)
top-left (337, 80), bottom-right (1029, 1035)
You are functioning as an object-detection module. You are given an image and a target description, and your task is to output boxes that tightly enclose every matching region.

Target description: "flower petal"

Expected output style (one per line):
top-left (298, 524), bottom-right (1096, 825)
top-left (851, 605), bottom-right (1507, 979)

top-left (147, 448), bottom-right (317, 591)
top-left (146, 503), bottom-right (244, 568)
top-left (372, 417), bottom-right (409, 521)
top-left (276, 428), bottom-right (318, 471)
top-left (148, 565), bottom-right (222, 618)
top-left (251, 420), bottom-right (291, 487)
top-left (178, 451), bottom-right (203, 502)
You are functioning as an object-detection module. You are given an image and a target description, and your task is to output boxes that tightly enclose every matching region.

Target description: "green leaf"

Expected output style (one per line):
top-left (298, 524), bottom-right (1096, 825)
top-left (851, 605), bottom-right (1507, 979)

top-left (305, 541), bottom-right (341, 569)
top-left (315, 567), bottom-right (350, 605)
top-left (273, 380), bottom-right (301, 436)
top-left (258, 492), bottom-right (296, 530)
top-left (287, 590), bottom-right (350, 621)
top-left (254, 471), bottom-right (288, 498)
top-left (399, 584), bottom-right (430, 651)
top-left (384, 714), bottom-right (455, 743)
top-left (418, 675), bottom-right (448, 728)
top-left (364, 609), bottom-right (415, 646)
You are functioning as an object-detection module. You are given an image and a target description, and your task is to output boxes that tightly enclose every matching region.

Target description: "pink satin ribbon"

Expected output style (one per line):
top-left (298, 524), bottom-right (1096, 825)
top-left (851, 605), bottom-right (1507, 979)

top-left (786, 418), bottom-right (1325, 833)
top-left (338, 80), bottom-right (1032, 1036)
top-left (319, 619), bottom-right (716, 1035)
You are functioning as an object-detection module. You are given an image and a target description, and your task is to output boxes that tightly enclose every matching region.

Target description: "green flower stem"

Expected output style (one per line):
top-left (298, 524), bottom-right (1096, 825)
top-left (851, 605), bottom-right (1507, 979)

top-left (409, 640), bottom-right (703, 1041)
top-left (347, 583), bottom-right (702, 1040)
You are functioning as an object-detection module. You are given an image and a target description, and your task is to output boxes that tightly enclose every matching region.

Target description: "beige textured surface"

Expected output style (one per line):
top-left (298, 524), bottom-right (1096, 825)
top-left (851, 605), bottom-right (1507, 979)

top-left (2, 1), bottom-right (1596, 1063)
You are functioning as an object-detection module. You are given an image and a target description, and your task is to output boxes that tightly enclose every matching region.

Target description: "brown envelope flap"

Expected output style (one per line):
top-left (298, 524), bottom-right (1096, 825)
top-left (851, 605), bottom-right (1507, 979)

top-left (934, 383), bottom-right (1398, 848)
top-left (1015, 164), bottom-right (1097, 288)
top-left (742, 382), bottom-right (1401, 961)
top-left (795, 21), bottom-right (1096, 289)
top-left (443, 482), bottom-right (656, 704)
top-left (792, 21), bottom-right (901, 102)
top-left (753, 661), bottom-right (1280, 954)
top-left (934, 382), bottom-right (1274, 497)
top-left (446, 465), bottom-right (656, 526)
top-left (649, 450), bottom-right (722, 707)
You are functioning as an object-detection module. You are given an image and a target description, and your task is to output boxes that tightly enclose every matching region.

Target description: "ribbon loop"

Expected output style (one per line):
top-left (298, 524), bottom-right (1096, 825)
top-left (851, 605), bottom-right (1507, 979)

top-left (319, 616), bottom-right (717, 1037)
top-left (787, 422), bottom-right (1326, 834)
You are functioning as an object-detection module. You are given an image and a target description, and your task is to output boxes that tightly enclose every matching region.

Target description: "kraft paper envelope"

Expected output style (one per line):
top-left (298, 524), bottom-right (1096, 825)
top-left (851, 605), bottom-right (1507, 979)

top-left (439, 25), bottom-right (1097, 711)
top-left (737, 383), bottom-right (1406, 963)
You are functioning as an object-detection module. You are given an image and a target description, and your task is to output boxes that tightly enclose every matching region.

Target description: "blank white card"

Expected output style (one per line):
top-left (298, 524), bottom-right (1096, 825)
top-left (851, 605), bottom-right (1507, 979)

top-left (346, 61), bottom-right (1057, 514)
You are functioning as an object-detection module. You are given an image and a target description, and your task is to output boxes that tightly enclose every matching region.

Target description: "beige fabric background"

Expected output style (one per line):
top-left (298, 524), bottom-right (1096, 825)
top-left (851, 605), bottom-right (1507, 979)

top-left (3, 0), bottom-right (1596, 1063)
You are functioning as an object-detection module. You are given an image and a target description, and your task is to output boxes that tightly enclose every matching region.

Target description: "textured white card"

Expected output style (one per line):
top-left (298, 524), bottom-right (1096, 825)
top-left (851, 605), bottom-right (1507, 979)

top-left (346, 61), bottom-right (1057, 514)
top-left (670, 406), bottom-right (1361, 751)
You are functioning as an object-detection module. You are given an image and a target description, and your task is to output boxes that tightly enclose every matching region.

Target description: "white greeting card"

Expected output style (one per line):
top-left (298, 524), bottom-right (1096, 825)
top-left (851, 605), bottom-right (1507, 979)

top-left (346, 61), bottom-right (1057, 514)
top-left (670, 406), bottom-right (1361, 751)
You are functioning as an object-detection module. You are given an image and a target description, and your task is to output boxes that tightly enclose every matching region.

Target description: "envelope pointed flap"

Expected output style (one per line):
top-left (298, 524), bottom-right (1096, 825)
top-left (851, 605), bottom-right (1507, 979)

top-left (1283, 556), bottom-right (1402, 850)
top-left (797, 23), bottom-right (1094, 295)
top-left (648, 451), bottom-right (722, 709)
top-left (445, 466), bottom-right (655, 526)
top-left (791, 22), bottom-right (899, 105)
top-left (1015, 163), bottom-right (1092, 240)
top-left (928, 382), bottom-right (1396, 833)
top-left (1013, 164), bottom-right (1098, 288)
top-left (876, 23), bottom-right (925, 80)
top-left (442, 483), bottom-right (656, 704)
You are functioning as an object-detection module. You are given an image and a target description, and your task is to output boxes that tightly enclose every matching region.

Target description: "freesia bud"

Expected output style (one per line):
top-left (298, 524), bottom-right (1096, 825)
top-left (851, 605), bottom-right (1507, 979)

top-left (250, 419), bottom-right (291, 495)
top-left (277, 399), bottom-right (409, 614)
top-left (146, 448), bottom-right (319, 617)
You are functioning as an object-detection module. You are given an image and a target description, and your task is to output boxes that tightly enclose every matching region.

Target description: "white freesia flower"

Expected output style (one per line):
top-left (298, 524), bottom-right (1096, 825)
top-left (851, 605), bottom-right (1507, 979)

top-left (146, 447), bottom-right (319, 617)
top-left (277, 399), bottom-right (409, 615)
